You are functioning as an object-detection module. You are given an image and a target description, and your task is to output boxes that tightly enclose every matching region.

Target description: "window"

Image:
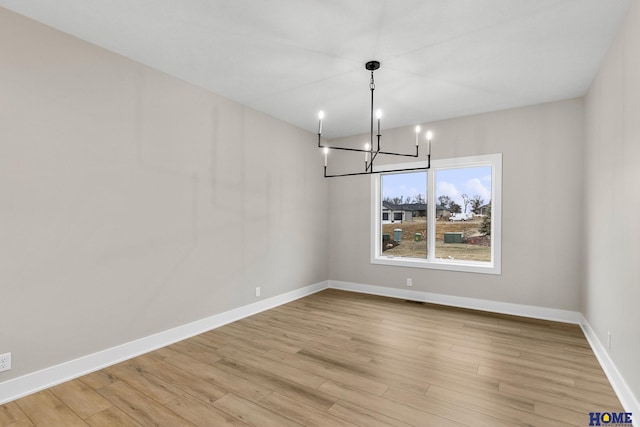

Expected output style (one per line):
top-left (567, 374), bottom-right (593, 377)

top-left (371, 153), bottom-right (501, 274)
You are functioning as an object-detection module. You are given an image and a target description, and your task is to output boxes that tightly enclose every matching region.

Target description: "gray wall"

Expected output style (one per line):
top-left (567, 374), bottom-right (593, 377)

top-left (584, 0), bottom-right (640, 405)
top-left (0, 9), bottom-right (328, 381)
top-left (328, 98), bottom-right (585, 311)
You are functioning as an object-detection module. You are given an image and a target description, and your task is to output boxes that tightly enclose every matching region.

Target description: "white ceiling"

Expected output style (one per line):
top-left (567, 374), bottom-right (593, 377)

top-left (0, 0), bottom-right (631, 139)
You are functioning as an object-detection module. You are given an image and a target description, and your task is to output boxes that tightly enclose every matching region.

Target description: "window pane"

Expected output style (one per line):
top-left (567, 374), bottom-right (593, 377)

top-left (381, 171), bottom-right (427, 259)
top-left (435, 166), bottom-right (492, 262)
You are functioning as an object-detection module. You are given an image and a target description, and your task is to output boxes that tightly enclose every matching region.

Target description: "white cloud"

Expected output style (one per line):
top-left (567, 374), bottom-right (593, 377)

top-left (465, 178), bottom-right (491, 203)
top-left (436, 181), bottom-right (459, 199)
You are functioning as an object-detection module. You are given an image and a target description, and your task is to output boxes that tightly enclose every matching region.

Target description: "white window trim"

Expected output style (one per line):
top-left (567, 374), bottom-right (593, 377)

top-left (370, 153), bottom-right (502, 275)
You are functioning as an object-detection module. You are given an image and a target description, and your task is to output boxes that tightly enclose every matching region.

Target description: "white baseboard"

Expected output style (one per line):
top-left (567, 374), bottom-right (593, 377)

top-left (329, 280), bottom-right (582, 324)
top-left (0, 281), bottom-right (329, 405)
top-left (580, 316), bottom-right (640, 417)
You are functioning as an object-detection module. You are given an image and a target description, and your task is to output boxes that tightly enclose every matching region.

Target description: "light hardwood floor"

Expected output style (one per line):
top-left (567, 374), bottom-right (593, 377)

top-left (0, 289), bottom-right (624, 426)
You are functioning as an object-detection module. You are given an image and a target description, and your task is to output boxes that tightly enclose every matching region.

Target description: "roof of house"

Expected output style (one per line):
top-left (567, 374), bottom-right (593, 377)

top-left (382, 202), bottom-right (448, 211)
top-left (399, 203), bottom-right (426, 211)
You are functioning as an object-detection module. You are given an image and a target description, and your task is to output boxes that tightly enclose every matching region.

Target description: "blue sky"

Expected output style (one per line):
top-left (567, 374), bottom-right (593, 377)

top-left (382, 171), bottom-right (426, 202)
top-left (382, 166), bottom-right (491, 209)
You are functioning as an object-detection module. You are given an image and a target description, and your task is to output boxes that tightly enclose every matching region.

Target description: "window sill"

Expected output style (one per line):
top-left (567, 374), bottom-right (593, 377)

top-left (371, 255), bottom-right (501, 275)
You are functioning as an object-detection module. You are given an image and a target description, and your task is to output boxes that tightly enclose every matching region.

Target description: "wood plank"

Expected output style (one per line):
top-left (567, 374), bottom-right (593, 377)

top-left (165, 394), bottom-right (250, 426)
top-left (533, 402), bottom-right (593, 427)
top-left (131, 354), bottom-right (228, 405)
top-left (574, 377), bottom-right (623, 395)
top-left (425, 384), bottom-right (574, 427)
top-left (366, 356), bottom-right (500, 402)
top-left (439, 345), bottom-right (601, 386)
top-left (0, 419), bottom-right (34, 427)
top-left (165, 339), bottom-right (223, 364)
top-left (84, 406), bottom-right (142, 427)
top-left (219, 322), bottom-right (303, 354)
top-left (481, 366), bottom-right (621, 408)
top-left (96, 381), bottom-right (194, 427)
top-left (50, 379), bottom-right (112, 419)
top-left (328, 401), bottom-right (413, 427)
top-left (264, 349), bottom-right (390, 396)
top-left (366, 343), bottom-right (480, 376)
top-left (79, 370), bottom-right (119, 390)
top-left (383, 385), bottom-right (515, 427)
top-left (213, 393), bottom-right (302, 427)
top-left (239, 316), bottom-right (357, 352)
top-left (518, 350), bottom-right (604, 374)
top-left (491, 337), bottom-right (600, 366)
top-left (214, 345), bottom-right (327, 390)
top-left (259, 392), bottom-right (357, 427)
top-left (0, 401), bottom-right (29, 427)
top-left (498, 382), bottom-right (624, 415)
top-left (15, 390), bottom-right (88, 427)
top-left (477, 365), bottom-right (576, 389)
top-left (213, 357), bottom-right (338, 411)
top-left (105, 360), bottom-right (185, 404)
top-left (154, 347), bottom-right (273, 403)
top-left (408, 367), bottom-right (534, 414)
top-left (319, 381), bottom-right (465, 427)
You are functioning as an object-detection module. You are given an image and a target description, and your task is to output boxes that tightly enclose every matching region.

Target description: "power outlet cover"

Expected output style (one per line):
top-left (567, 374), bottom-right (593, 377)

top-left (0, 353), bottom-right (11, 372)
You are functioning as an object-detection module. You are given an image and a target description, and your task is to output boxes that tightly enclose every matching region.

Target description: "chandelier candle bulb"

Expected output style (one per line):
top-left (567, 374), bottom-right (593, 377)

top-left (376, 110), bottom-right (382, 135)
top-left (318, 111), bottom-right (324, 134)
top-left (426, 130), bottom-right (433, 155)
top-left (415, 125), bottom-right (421, 146)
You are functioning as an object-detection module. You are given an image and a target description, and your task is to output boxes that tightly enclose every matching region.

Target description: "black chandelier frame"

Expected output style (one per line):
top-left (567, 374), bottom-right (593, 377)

top-left (317, 60), bottom-right (431, 178)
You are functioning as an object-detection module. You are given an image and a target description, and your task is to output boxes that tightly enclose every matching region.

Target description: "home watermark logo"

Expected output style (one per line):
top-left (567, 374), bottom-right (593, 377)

top-left (588, 411), bottom-right (633, 426)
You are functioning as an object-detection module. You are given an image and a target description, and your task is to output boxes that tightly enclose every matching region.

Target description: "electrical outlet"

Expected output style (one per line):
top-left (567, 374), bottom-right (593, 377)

top-left (255, 287), bottom-right (261, 297)
top-left (406, 278), bottom-right (413, 287)
top-left (0, 353), bottom-right (11, 373)
top-left (608, 331), bottom-right (612, 350)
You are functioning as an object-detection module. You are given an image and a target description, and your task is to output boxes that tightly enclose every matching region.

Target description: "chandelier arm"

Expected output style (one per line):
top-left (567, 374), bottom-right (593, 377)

top-left (377, 151), bottom-right (419, 157)
top-left (370, 149), bottom-right (380, 165)
top-left (324, 165), bottom-right (429, 178)
top-left (318, 144), bottom-right (376, 154)
top-left (318, 141), bottom-right (420, 158)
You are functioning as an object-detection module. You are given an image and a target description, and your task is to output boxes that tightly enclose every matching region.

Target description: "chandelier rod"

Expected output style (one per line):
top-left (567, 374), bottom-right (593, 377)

top-left (369, 68), bottom-right (375, 172)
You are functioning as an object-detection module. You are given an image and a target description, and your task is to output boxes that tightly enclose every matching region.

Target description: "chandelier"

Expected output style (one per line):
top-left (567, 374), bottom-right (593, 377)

top-left (317, 60), bottom-right (433, 178)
